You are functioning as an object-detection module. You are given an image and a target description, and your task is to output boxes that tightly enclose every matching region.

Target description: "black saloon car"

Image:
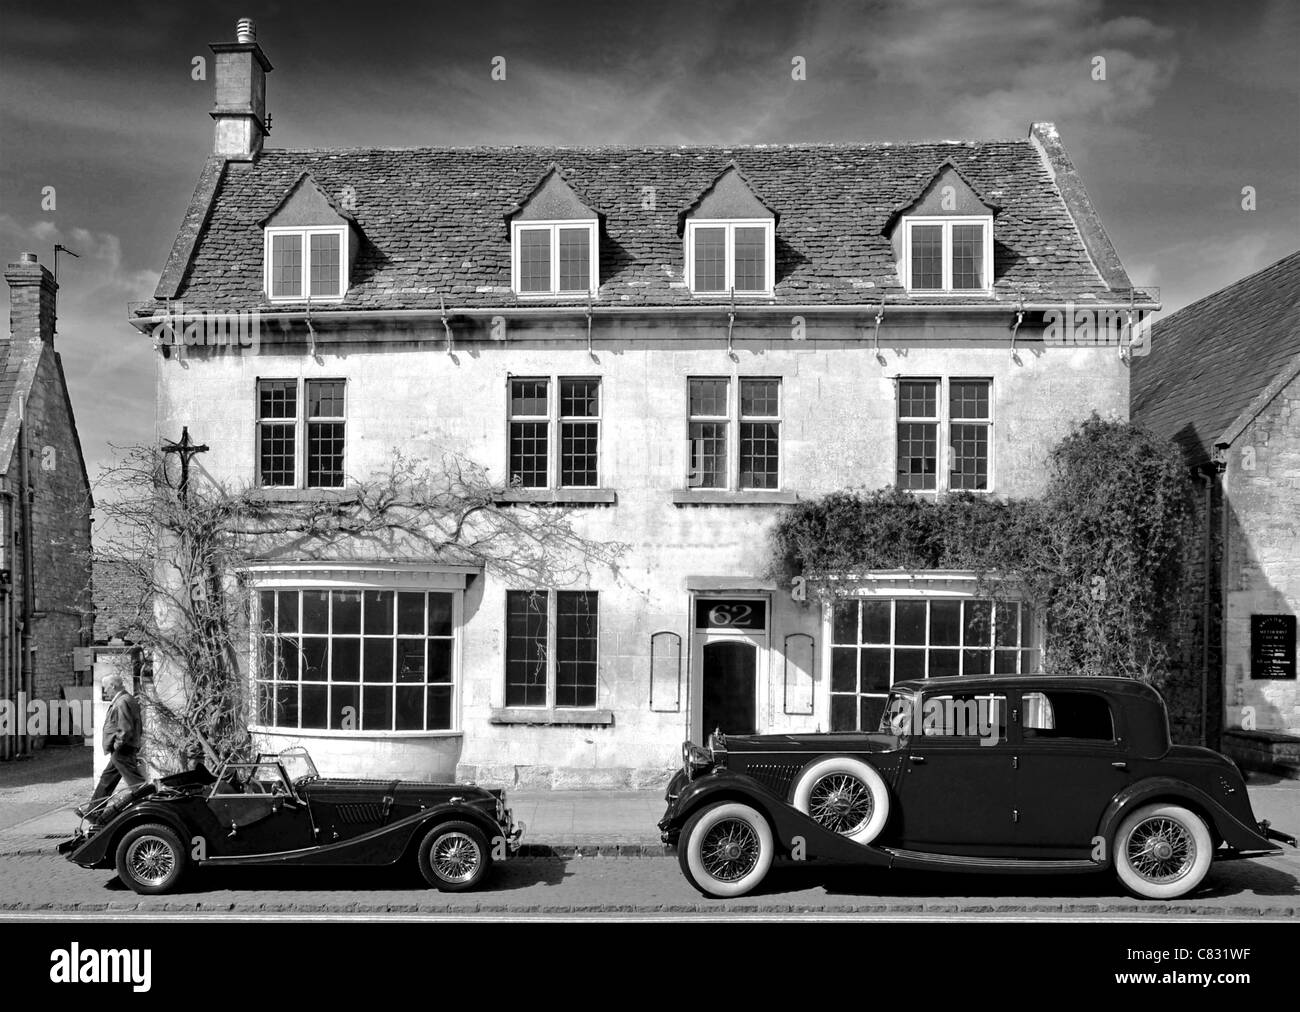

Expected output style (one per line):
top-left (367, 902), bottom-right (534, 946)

top-left (60, 748), bottom-right (523, 894)
top-left (659, 675), bottom-right (1296, 899)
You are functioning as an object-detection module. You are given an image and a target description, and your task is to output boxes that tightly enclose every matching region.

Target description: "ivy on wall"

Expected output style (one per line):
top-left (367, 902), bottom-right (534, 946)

top-left (770, 414), bottom-right (1193, 682)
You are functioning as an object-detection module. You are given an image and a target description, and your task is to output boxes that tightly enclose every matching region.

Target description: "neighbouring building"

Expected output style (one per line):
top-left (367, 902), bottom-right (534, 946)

top-left (1133, 251), bottom-right (1300, 775)
top-left (132, 21), bottom-right (1158, 787)
top-left (1, 252), bottom-right (95, 759)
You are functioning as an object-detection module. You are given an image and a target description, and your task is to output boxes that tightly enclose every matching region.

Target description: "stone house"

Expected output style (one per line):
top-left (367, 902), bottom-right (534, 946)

top-left (1, 252), bottom-right (95, 758)
top-left (132, 21), bottom-right (1157, 787)
top-left (1132, 251), bottom-right (1300, 775)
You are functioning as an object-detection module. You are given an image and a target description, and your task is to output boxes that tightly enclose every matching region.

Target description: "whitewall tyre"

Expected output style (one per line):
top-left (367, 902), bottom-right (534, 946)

top-left (1113, 803), bottom-right (1213, 899)
top-left (679, 802), bottom-right (774, 899)
top-left (792, 756), bottom-right (890, 844)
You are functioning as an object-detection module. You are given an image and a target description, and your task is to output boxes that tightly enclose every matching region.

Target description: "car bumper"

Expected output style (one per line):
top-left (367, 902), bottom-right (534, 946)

top-left (1261, 821), bottom-right (1298, 848)
top-left (503, 813), bottom-right (525, 854)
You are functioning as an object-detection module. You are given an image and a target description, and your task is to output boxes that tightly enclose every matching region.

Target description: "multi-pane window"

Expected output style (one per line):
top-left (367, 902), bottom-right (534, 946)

top-left (904, 218), bottom-right (990, 292)
top-left (257, 378), bottom-right (346, 488)
top-left (688, 378), bottom-right (729, 489)
top-left (512, 222), bottom-right (598, 295)
top-left (688, 377), bottom-right (781, 490)
top-left (897, 380), bottom-right (939, 491)
top-left (909, 225), bottom-right (943, 290)
top-left (509, 377), bottom-right (601, 489)
top-left (307, 380), bottom-right (346, 488)
top-left (509, 379), bottom-right (549, 488)
top-left (949, 380), bottom-right (990, 490)
top-left (896, 378), bottom-right (991, 492)
top-left (265, 227), bottom-right (347, 300)
top-left (560, 378), bottom-right (600, 487)
top-left (505, 590), bottom-right (599, 708)
top-left (739, 378), bottom-right (780, 490)
top-left (686, 221), bottom-right (774, 295)
top-left (255, 589), bottom-right (456, 732)
top-left (257, 380), bottom-right (297, 487)
top-left (829, 597), bottom-right (1037, 732)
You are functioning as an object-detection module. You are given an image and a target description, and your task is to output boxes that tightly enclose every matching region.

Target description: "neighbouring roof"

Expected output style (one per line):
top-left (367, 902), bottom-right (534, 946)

top-left (1132, 251), bottom-right (1300, 467)
top-left (147, 128), bottom-right (1145, 313)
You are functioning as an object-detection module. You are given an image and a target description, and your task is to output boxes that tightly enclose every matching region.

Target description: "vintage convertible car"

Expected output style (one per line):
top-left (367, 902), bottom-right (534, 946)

top-left (59, 748), bottom-right (523, 895)
top-left (659, 675), bottom-right (1296, 899)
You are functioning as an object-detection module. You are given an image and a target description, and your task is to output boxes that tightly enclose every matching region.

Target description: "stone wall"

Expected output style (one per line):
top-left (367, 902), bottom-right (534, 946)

top-left (1222, 371), bottom-right (1300, 734)
top-left (152, 314), bottom-right (1131, 783)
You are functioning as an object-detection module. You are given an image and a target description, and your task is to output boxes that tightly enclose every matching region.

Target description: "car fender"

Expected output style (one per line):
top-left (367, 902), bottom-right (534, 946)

top-left (67, 801), bottom-right (195, 870)
top-left (1097, 776), bottom-right (1277, 857)
top-left (202, 801), bottom-right (508, 868)
top-left (668, 769), bottom-right (893, 866)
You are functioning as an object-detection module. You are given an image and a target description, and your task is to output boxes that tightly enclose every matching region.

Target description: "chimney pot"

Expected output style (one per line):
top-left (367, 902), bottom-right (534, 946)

top-left (19, 252), bottom-right (37, 264)
top-left (236, 18), bottom-right (256, 44)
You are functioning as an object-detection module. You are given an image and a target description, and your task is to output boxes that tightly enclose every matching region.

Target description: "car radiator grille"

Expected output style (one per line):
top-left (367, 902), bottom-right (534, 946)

top-left (334, 803), bottom-right (387, 824)
top-left (745, 762), bottom-right (803, 799)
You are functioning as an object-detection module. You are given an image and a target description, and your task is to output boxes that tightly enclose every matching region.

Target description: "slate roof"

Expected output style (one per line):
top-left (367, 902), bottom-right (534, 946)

top-left (0, 334), bottom-right (41, 472)
top-left (1132, 251), bottom-right (1300, 467)
top-left (147, 133), bottom-right (1148, 314)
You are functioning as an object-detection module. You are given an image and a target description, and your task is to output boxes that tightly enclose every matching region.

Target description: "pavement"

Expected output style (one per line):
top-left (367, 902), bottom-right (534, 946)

top-left (0, 746), bottom-right (668, 857)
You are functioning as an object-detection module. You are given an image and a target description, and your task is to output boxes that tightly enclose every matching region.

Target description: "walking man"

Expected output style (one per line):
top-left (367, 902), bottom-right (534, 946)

top-left (77, 673), bottom-right (145, 819)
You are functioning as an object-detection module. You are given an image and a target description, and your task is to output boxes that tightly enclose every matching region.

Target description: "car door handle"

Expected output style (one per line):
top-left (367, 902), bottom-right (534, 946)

top-left (908, 755), bottom-right (926, 764)
top-left (1111, 761), bottom-right (1127, 770)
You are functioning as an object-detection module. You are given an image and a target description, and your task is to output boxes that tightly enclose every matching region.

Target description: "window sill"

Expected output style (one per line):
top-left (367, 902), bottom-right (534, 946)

top-left (671, 489), bottom-right (798, 506)
top-left (489, 708), bottom-right (614, 726)
top-left (494, 488), bottom-right (617, 506)
top-left (250, 726), bottom-right (463, 739)
top-left (248, 487), bottom-right (359, 504)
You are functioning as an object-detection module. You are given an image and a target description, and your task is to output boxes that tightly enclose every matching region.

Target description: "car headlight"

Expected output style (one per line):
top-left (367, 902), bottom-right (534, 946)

top-left (681, 741), bottom-right (714, 781)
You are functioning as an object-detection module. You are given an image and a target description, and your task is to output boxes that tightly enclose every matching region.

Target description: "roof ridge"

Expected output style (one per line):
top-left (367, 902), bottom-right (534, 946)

top-left (255, 139), bottom-right (1035, 155)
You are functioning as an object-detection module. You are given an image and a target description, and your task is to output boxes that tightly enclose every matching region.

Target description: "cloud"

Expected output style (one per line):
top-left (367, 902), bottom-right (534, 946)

top-left (804, 0), bottom-right (1179, 137)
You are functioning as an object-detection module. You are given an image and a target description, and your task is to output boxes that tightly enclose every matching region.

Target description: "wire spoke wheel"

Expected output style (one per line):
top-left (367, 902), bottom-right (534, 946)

top-left (792, 757), bottom-right (890, 845)
top-left (699, 818), bottom-right (762, 883)
top-left (808, 773), bottom-right (875, 835)
top-left (1126, 816), bottom-right (1196, 884)
top-left (126, 836), bottom-right (177, 887)
top-left (431, 832), bottom-right (482, 884)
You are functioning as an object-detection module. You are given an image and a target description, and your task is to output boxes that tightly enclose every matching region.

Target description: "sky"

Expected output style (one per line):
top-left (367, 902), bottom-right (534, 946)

top-left (1, 0), bottom-right (1297, 498)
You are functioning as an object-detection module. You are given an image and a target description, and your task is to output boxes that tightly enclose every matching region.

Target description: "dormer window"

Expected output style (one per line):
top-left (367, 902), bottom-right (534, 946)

top-left (680, 163), bottom-right (779, 298)
top-left (511, 221), bottom-right (598, 296)
top-left (259, 172), bottom-right (358, 303)
top-left (505, 165), bottom-right (602, 298)
top-left (264, 226), bottom-right (348, 301)
top-left (902, 217), bottom-right (992, 293)
top-left (685, 220), bottom-right (775, 296)
top-left (885, 160), bottom-right (1000, 296)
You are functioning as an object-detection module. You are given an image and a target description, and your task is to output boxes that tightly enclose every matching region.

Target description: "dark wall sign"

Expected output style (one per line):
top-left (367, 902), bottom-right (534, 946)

top-left (695, 599), bottom-right (767, 631)
top-left (1250, 614), bottom-right (1296, 680)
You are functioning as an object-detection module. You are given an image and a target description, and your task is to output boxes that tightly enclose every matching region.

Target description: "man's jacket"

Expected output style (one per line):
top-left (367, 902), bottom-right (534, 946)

top-left (102, 691), bottom-right (142, 754)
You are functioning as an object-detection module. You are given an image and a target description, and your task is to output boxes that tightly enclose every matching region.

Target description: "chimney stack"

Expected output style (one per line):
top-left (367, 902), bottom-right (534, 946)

top-left (5, 252), bottom-right (58, 349)
top-left (210, 17), bottom-right (273, 161)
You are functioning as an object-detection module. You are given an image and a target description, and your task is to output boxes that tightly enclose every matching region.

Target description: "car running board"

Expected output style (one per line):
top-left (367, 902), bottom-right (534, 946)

top-left (883, 848), bottom-right (1099, 875)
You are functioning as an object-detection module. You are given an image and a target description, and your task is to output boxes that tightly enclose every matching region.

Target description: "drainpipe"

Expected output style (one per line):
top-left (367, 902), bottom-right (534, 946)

top-left (1196, 469), bottom-right (1212, 747)
top-left (1216, 453), bottom-right (1230, 751)
top-left (0, 489), bottom-right (10, 761)
top-left (17, 413), bottom-right (34, 759)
